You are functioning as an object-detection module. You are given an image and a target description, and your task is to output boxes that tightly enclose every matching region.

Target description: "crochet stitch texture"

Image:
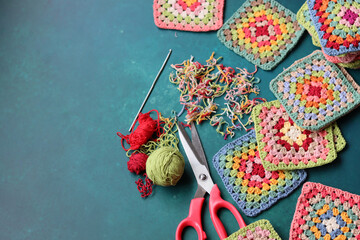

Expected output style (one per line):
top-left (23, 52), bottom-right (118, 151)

top-left (217, 0), bottom-right (304, 70)
top-left (270, 51), bottom-right (360, 131)
top-left (307, 0), bottom-right (360, 56)
top-left (153, 0), bottom-right (224, 31)
top-left (225, 219), bottom-right (282, 240)
top-left (297, 2), bottom-right (322, 47)
top-left (252, 100), bottom-right (340, 171)
top-left (333, 124), bottom-right (346, 152)
top-left (213, 130), bottom-right (307, 217)
top-left (297, 2), bottom-right (360, 69)
top-left (290, 182), bottom-right (360, 240)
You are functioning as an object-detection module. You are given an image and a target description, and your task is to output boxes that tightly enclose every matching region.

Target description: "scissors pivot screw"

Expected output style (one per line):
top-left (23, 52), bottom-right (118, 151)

top-left (199, 174), bottom-right (207, 181)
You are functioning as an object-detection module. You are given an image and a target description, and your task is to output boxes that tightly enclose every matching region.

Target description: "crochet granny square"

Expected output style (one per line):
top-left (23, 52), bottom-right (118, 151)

top-left (307, 0), bottom-right (360, 56)
top-left (252, 100), bottom-right (338, 171)
top-left (217, 0), bottom-right (304, 70)
top-left (153, 0), bottom-right (224, 31)
top-left (226, 220), bottom-right (282, 240)
top-left (270, 51), bottom-right (360, 131)
top-left (212, 130), bottom-right (307, 217)
top-left (289, 182), bottom-right (360, 240)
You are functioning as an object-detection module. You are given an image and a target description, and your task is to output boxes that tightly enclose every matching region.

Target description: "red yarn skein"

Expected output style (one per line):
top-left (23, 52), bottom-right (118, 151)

top-left (127, 152), bottom-right (148, 175)
top-left (117, 111), bottom-right (159, 150)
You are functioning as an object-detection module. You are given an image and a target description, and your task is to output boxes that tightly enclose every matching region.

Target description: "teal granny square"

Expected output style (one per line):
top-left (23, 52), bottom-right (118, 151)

top-left (217, 0), bottom-right (304, 70)
top-left (270, 51), bottom-right (360, 130)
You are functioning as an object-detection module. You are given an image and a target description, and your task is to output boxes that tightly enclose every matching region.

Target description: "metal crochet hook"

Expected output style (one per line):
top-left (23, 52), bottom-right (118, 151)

top-left (128, 49), bottom-right (172, 132)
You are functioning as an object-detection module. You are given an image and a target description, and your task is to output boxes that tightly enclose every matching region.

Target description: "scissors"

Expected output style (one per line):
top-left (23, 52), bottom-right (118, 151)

top-left (176, 122), bottom-right (246, 240)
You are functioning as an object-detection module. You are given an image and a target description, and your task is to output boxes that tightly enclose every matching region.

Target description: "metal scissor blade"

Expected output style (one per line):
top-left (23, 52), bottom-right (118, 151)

top-left (178, 122), bottom-right (214, 194)
top-left (190, 122), bottom-right (209, 171)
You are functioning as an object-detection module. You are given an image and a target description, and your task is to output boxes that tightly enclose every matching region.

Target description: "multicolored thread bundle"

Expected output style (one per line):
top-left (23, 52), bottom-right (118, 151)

top-left (290, 182), bottom-right (360, 240)
top-left (252, 100), bottom-right (346, 171)
top-left (270, 51), bottom-right (360, 131)
top-left (297, 0), bottom-right (360, 68)
top-left (213, 130), bottom-right (307, 217)
top-left (153, 0), bottom-right (224, 31)
top-left (217, 0), bottom-right (304, 70)
top-left (225, 220), bottom-right (282, 240)
top-left (169, 53), bottom-right (266, 138)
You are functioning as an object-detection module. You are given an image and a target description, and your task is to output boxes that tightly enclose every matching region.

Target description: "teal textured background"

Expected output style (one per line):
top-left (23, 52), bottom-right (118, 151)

top-left (0, 0), bottom-right (359, 239)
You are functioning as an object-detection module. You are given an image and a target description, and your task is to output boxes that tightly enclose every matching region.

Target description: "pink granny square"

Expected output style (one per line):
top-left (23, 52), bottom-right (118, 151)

top-left (153, 0), bottom-right (224, 32)
top-left (290, 182), bottom-right (360, 240)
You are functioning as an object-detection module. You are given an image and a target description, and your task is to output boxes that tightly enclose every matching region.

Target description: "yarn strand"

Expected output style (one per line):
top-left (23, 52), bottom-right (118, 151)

top-left (170, 53), bottom-right (265, 137)
top-left (135, 173), bottom-right (153, 198)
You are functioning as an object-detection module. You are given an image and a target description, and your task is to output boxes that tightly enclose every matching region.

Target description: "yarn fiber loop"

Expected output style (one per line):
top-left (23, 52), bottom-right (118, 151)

top-left (117, 110), bottom-right (161, 151)
top-left (146, 146), bottom-right (185, 187)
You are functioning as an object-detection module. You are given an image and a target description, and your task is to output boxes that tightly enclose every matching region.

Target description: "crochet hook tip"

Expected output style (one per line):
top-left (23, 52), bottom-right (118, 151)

top-left (128, 49), bottom-right (173, 132)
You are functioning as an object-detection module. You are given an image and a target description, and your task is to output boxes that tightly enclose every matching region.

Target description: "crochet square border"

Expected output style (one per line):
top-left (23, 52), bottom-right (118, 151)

top-left (307, 0), bottom-right (360, 56)
top-left (289, 182), bottom-right (360, 240)
top-left (216, 0), bottom-right (304, 70)
top-left (333, 123), bottom-right (346, 152)
top-left (225, 219), bottom-right (282, 240)
top-left (252, 100), bottom-right (338, 171)
top-left (153, 0), bottom-right (224, 32)
top-left (212, 130), bottom-right (307, 217)
top-left (297, 2), bottom-right (322, 47)
top-left (270, 51), bottom-right (360, 131)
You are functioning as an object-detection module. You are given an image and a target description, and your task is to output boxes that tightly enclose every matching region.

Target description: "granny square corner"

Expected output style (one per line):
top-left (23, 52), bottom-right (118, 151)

top-left (153, 0), bottom-right (224, 32)
top-left (217, 0), bottom-right (304, 70)
top-left (290, 182), bottom-right (360, 240)
top-left (270, 51), bottom-right (360, 131)
top-left (307, 0), bottom-right (360, 56)
top-left (252, 100), bottom-right (338, 171)
top-left (212, 130), bottom-right (307, 217)
top-left (225, 219), bottom-right (282, 240)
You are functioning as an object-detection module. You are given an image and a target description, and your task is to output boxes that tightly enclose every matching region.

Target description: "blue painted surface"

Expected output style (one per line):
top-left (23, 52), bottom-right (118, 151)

top-left (0, 0), bottom-right (359, 239)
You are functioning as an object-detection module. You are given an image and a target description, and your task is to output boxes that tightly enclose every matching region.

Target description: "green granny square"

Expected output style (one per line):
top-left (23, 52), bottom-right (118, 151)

top-left (252, 100), bottom-right (338, 171)
top-left (217, 0), bottom-right (304, 70)
top-left (225, 219), bottom-right (282, 240)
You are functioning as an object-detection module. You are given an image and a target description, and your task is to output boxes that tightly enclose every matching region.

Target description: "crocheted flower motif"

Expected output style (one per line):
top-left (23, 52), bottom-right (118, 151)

top-left (270, 51), bottom-right (360, 131)
top-left (217, 0), bottom-right (304, 70)
top-left (212, 130), bottom-right (306, 217)
top-left (225, 220), bottom-right (282, 240)
top-left (252, 100), bottom-right (338, 171)
top-left (153, 0), bottom-right (224, 31)
top-left (307, 0), bottom-right (360, 56)
top-left (290, 182), bottom-right (360, 240)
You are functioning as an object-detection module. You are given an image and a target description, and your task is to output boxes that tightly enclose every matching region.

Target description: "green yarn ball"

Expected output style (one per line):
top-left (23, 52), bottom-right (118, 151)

top-left (146, 146), bottom-right (185, 186)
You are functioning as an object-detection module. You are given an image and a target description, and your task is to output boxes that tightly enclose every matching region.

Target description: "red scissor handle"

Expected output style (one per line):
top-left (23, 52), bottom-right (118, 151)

top-left (175, 198), bottom-right (207, 240)
top-left (209, 184), bottom-right (247, 240)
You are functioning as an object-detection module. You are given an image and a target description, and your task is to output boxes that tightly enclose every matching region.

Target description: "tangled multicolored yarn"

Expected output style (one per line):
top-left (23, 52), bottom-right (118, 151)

top-left (217, 0), bottom-right (304, 70)
top-left (212, 130), bottom-right (307, 217)
top-left (225, 220), bottom-right (282, 240)
top-left (270, 51), bottom-right (360, 131)
top-left (170, 53), bottom-right (265, 138)
top-left (153, 0), bottom-right (225, 32)
top-left (290, 182), bottom-right (360, 240)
